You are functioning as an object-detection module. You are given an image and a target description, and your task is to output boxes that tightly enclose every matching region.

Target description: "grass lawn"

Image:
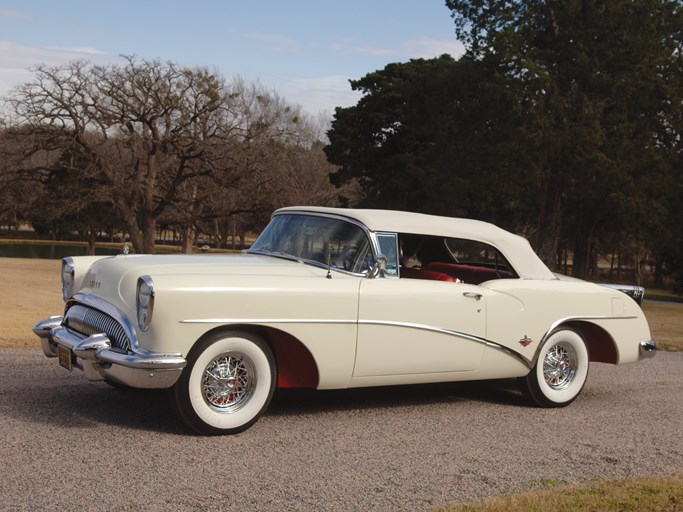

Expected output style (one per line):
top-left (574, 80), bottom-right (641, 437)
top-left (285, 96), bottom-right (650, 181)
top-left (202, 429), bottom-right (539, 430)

top-left (434, 474), bottom-right (683, 512)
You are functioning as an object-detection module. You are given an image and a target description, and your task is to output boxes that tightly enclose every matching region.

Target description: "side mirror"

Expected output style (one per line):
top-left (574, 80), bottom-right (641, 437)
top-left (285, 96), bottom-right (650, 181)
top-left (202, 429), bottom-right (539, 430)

top-left (369, 254), bottom-right (388, 278)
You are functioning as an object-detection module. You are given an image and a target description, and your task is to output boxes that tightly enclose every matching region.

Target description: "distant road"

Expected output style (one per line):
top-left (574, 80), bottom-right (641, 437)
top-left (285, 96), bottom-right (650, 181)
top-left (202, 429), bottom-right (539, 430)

top-left (1, 348), bottom-right (681, 512)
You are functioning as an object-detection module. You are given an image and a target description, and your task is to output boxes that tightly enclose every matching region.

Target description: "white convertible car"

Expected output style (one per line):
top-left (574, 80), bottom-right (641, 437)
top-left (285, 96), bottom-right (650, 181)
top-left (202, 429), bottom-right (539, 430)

top-left (33, 207), bottom-right (656, 435)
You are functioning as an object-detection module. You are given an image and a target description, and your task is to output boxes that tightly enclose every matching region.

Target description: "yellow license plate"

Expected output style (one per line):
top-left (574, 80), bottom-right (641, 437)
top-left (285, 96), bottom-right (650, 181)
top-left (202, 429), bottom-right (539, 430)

top-left (57, 345), bottom-right (73, 372)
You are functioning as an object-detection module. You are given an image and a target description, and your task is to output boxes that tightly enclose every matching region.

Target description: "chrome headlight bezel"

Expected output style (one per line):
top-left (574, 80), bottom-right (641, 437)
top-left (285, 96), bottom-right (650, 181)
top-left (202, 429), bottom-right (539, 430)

top-left (136, 275), bottom-right (155, 331)
top-left (61, 257), bottom-right (75, 301)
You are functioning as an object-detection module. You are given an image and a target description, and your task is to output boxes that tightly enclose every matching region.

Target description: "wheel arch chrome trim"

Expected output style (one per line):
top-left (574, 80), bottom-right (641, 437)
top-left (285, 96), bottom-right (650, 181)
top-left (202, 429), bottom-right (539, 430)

top-left (532, 315), bottom-right (638, 367)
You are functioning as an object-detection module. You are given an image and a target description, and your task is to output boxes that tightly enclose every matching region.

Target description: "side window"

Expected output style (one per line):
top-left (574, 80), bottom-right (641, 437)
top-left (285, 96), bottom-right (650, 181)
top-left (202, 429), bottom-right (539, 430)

top-left (445, 238), bottom-right (517, 279)
top-left (376, 233), bottom-right (399, 276)
top-left (396, 233), bottom-right (518, 284)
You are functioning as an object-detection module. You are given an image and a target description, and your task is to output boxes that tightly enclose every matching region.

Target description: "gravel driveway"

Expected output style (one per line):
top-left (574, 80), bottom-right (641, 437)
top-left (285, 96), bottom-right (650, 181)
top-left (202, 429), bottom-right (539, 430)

top-left (1, 348), bottom-right (681, 511)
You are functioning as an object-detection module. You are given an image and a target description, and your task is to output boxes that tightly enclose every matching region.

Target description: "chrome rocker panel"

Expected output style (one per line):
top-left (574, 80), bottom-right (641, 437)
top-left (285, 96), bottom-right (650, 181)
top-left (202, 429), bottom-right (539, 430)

top-left (32, 316), bottom-right (186, 389)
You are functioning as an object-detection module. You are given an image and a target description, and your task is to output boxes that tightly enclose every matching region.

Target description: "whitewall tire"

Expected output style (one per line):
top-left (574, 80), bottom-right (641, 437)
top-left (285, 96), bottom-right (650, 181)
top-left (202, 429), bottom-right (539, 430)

top-left (172, 331), bottom-right (276, 435)
top-left (521, 328), bottom-right (589, 407)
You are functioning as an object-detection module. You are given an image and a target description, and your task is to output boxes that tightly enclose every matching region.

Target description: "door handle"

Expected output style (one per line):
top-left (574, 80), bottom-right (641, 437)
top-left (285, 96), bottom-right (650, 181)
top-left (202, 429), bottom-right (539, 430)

top-left (463, 292), bottom-right (483, 301)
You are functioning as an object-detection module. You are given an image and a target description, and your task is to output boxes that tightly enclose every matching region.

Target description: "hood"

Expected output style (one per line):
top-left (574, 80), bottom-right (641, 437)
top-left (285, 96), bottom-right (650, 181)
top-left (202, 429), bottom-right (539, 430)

top-left (75, 253), bottom-right (326, 312)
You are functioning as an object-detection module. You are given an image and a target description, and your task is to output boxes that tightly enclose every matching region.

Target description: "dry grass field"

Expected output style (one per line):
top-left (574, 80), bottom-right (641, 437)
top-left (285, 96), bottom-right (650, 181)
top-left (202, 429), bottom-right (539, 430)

top-left (0, 258), bottom-right (62, 348)
top-left (1, 257), bottom-right (682, 350)
top-left (642, 300), bottom-right (683, 351)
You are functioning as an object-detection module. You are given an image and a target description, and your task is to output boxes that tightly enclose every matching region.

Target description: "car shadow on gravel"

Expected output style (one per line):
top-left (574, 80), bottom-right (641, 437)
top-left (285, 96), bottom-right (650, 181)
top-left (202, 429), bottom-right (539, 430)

top-left (7, 380), bottom-right (188, 435)
top-left (267, 378), bottom-right (527, 417)
top-left (8, 377), bottom-right (527, 435)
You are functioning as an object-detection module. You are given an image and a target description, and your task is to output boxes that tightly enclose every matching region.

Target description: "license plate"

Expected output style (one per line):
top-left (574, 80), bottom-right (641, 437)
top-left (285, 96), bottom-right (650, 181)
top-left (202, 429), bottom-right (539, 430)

top-left (57, 345), bottom-right (73, 372)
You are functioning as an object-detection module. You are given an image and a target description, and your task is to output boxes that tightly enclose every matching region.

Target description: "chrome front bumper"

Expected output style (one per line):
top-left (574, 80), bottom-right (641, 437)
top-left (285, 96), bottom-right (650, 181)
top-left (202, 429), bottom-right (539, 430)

top-left (33, 316), bottom-right (186, 389)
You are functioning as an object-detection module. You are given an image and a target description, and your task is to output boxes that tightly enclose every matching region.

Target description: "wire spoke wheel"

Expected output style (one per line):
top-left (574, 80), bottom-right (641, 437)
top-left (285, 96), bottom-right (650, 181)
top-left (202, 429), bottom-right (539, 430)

top-left (172, 331), bottom-right (276, 435)
top-left (520, 328), bottom-right (589, 408)
top-left (542, 342), bottom-right (578, 390)
top-left (202, 354), bottom-right (256, 412)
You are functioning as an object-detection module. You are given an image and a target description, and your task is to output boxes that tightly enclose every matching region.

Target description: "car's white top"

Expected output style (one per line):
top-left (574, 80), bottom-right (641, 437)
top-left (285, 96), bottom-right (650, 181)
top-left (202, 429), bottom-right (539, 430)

top-left (276, 206), bottom-right (556, 280)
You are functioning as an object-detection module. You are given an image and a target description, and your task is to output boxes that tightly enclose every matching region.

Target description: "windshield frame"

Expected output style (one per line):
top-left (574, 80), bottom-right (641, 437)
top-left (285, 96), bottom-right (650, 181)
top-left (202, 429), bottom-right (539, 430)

top-left (247, 212), bottom-right (381, 277)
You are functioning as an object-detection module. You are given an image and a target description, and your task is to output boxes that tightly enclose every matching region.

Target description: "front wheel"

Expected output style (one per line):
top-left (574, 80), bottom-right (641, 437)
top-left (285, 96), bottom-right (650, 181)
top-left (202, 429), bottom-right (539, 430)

top-left (171, 331), bottom-right (276, 435)
top-left (520, 328), bottom-right (589, 408)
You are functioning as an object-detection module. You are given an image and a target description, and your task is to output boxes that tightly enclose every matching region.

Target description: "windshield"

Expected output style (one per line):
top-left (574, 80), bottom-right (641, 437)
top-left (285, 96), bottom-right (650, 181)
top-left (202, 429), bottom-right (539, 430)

top-left (249, 214), bottom-right (374, 274)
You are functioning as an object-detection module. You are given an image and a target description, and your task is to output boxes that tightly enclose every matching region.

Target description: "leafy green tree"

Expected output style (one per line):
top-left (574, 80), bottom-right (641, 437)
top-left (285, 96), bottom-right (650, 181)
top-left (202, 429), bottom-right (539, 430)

top-left (447, 0), bottom-right (683, 277)
top-left (325, 55), bottom-right (534, 229)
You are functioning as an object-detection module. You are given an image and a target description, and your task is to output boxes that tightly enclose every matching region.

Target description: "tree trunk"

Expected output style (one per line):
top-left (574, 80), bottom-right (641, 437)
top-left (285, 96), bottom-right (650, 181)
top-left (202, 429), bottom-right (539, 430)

top-left (141, 213), bottom-right (157, 254)
top-left (181, 224), bottom-right (195, 253)
top-left (572, 221), bottom-right (597, 279)
top-left (535, 178), bottom-right (563, 270)
top-left (119, 208), bottom-right (156, 254)
top-left (87, 232), bottom-right (97, 256)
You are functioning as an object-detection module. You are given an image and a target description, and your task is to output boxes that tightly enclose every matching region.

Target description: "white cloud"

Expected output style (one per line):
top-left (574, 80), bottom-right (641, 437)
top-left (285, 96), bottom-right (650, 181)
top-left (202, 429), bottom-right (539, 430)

top-left (281, 75), bottom-right (362, 115)
top-left (0, 40), bottom-right (120, 100)
top-left (331, 36), bottom-right (465, 61)
top-left (403, 37), bottom-right (465, 59)
top-left (330, 41), bottom-right (394, 57)
top-left (330, 42), bottom-right (395, 56)
top-left (46, 46), bottom-right (105, 55)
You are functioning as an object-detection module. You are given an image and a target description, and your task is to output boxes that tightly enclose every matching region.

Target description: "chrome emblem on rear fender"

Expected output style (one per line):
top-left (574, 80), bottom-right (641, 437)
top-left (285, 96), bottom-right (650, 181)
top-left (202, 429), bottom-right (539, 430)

top-left (519, 335), bottom-right (533, 347)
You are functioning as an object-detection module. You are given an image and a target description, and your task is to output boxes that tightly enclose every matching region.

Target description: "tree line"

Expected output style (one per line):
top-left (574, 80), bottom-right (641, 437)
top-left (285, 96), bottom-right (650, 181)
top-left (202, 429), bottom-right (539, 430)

top-left (0, 56), bottom-right (356, 253)
top-left (326, 0), bottom-right (682, 287)
top-left (1, 1), bottom-right (681, 290)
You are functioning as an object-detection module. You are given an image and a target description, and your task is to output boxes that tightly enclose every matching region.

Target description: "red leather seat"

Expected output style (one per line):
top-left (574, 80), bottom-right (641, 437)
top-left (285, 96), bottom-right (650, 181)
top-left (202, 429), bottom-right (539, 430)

top-left (400, 267), bottom-right (457, 282)
top-left (423, 262), bottom-right (511, 284)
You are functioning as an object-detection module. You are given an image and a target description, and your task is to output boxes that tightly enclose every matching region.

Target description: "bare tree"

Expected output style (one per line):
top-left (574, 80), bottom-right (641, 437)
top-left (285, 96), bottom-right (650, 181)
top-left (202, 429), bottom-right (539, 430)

top-left (6, 57), bottom-right (242, 253)
top-left (4, 58), bottom-right (356, 252)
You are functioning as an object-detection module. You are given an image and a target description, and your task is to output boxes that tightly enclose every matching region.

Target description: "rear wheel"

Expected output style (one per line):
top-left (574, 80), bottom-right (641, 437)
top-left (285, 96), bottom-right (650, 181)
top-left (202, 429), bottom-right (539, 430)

top-left (171, 330), bottom-right (276, 435)
top-left (520, 328), bottom-right (589, 407)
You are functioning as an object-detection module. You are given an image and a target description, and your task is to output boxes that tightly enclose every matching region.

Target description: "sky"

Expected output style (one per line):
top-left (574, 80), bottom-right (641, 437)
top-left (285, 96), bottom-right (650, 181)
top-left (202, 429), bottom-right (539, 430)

top-left (0, 1), bottom-right (464, 117)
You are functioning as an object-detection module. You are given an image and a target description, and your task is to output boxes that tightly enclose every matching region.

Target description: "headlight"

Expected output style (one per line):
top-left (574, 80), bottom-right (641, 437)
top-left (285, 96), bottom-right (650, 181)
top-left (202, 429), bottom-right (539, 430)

top-left (136, 275), bottom-right (155, 331)
top-left (61, 258), bottom-right (75, 301)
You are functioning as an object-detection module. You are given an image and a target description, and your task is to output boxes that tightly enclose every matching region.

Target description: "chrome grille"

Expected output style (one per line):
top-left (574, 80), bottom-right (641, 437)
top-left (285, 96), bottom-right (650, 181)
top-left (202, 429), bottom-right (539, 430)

top-left (64, 304), bottom-right (131, 351)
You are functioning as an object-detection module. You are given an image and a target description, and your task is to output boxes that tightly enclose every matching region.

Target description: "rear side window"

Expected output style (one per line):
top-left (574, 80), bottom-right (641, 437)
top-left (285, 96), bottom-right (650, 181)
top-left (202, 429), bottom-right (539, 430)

top-left (444, 238), bottom-right (517, 278)
top-left (398, 233), bottom-right (518, 285)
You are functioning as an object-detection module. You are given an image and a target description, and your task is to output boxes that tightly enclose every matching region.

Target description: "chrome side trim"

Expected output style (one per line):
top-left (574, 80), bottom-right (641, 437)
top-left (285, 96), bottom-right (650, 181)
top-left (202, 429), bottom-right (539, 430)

top-left (179, 317), bottom-right (533, 368)
top-left (360, 319), bottom-right (532, 368)
top-left (360, 319), bottom-right (488, 344)
top-left (180, 318), bottom-right (358, 325)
